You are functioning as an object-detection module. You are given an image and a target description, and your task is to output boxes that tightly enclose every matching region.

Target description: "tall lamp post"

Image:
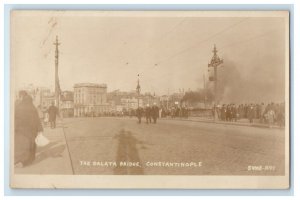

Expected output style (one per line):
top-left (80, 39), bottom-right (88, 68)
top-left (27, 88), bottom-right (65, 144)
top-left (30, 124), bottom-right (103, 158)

top-left (53, 35), bottom-right (61, 109)
top-left (208, 44), bottom-right (223, 120)
top-left (208, 44), bottom-right (223, 105)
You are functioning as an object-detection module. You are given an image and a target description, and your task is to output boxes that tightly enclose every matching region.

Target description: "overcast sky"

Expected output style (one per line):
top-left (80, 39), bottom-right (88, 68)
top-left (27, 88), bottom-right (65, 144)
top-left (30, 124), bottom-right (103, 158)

top-left (11, 11), bottom-right (287, 102)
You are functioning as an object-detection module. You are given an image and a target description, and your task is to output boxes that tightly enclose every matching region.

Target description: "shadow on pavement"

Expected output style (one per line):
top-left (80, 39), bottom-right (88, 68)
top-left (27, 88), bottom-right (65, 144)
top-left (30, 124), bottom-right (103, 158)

top-left (33, 142), bottom-right (66, 165)
top-left (113, 129), bottom-right (144, 175)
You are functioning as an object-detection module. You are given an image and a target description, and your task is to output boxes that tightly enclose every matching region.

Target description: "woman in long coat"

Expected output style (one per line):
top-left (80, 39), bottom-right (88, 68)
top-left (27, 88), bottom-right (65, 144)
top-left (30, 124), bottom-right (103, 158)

top-left (14, 93), bottom-right (43, 167)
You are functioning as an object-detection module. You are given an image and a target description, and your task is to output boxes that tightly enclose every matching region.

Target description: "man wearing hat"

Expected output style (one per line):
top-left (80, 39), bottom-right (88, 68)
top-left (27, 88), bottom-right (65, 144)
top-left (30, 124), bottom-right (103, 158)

top-left (145, 104), bottom-right (152, 124)
top-left (48, 101), bottom-right (58, 129)
top-left (136, 106), bottom-right (143, 124)
top-left (151, 103), bottom-right (159, 124)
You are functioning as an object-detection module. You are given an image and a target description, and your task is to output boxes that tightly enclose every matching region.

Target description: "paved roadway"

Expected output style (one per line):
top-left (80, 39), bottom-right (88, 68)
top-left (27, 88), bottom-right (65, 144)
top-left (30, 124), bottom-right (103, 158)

top-left (60, 117), bottom-right (285, 175)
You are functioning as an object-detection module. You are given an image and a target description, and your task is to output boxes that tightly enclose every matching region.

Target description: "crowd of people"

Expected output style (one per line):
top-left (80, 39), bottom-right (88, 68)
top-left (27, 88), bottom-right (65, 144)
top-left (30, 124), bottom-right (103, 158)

top-left (213, 102), bottom-right (285, 127)
top-left (160, 106), bottom-right (189, 119)
top-left (130, 104), bottom-right (189, 124)
top-left (59, 101), bottom-right (285, 128)
top-left (136, 103), bottom-right (160, 124)
top-left (133, 102), bottom-right (285, 127)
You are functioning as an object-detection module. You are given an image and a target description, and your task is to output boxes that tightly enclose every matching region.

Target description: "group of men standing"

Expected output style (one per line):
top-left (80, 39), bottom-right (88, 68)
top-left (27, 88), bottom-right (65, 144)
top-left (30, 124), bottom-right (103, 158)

top-left (136, 103), bottom-right (159, 124)
top-left (214, 102), bottom-right (285, 126)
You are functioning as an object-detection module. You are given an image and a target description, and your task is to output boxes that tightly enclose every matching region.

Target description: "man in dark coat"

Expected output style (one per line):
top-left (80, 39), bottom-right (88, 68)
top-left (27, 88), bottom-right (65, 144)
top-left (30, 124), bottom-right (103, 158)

top-left (15, 92), bottom-right (43, 167)
top-left (151, 104), bottom-right (159, 124)
top-left (145, 104), bottom-right (152, 124)
top-left (48, 102), bottom-right (58, 129)
top-left (136, 107), bottom-right (143, 124)
top-left (232, 104), bottom-right (237, 122)
top-left (248, 104), bottom-right (255, 123)
top-left (221, 105), bottom-right (226, 121)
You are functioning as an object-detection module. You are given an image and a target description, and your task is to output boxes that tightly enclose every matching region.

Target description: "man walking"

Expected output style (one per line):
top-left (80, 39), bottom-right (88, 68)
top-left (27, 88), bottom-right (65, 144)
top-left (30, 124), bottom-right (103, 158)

top-left (248, 104), bottom-right (255, 123)
top-left (136, 106), bottom-right (143, 124)
top-left (48, 102), bottom-right (58, 129)
top-left (145, 104), bottom-right (152, 124)
top-left (151, 103), bottom-right (159, 124)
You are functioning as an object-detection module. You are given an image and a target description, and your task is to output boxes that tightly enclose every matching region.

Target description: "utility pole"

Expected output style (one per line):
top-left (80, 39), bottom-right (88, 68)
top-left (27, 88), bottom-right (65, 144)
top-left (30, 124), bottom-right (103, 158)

top-left (136, 74), bottom-right (141, 108)
top-left (208, 44), bottom-right (223, 105)
top-left (53, 35), bottom-right (60, 109)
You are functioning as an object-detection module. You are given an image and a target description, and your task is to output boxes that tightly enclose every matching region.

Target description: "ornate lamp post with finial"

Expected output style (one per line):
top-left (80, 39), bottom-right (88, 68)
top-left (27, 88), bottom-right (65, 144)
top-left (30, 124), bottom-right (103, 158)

top-left (208, 44), bottom-right (223, 105)
top-left (208, 44), bottom-right (223, 121)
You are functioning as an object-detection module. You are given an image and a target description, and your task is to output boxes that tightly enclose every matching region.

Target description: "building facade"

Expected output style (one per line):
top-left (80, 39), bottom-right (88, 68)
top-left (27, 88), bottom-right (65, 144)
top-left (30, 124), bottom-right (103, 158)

top-left (120, 97), bottom-right (144, 110)
top-left (60, 91), bottom-right (74, 117)
top-left (142, 92), bottom-right (160, 107)
top-left (41, 94), bottom-right (55, 111)
top-left (73, 83), bottom-right (109, 117)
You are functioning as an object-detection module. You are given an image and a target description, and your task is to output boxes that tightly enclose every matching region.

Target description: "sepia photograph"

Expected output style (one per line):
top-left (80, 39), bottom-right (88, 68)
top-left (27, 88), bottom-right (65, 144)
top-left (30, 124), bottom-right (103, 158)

top-left (10, 10), bottom-right (290, 189)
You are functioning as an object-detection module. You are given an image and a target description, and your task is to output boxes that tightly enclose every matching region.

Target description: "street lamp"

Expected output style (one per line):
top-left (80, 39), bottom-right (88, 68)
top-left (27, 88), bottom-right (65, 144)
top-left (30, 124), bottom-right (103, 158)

top-left (208, 44), bottom-right (223, 105)
top-left (208, 44), bottom-right (223, 121)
